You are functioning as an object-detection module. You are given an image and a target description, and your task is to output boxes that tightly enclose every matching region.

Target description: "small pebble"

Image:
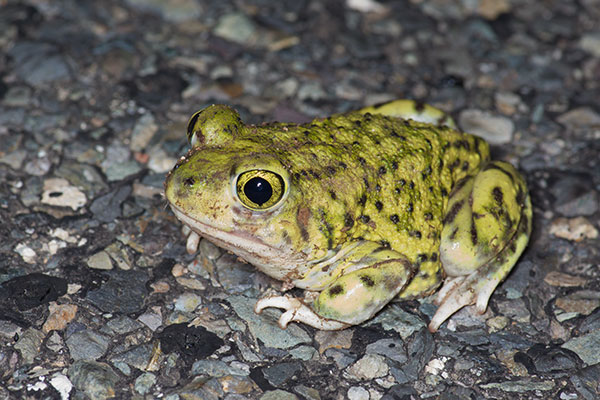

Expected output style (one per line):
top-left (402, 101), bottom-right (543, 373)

top-left (14, 243), bottom-right (37, 264)
top-left (173, 293), bottom-right (202, 313)
top-left (43, 304), bottom-right (78, 333)
top-left (86, 251), bottom-right (114, 270)
top-left (543, 271), bottom-right (587, 287)
top-left (347, 385), bottom-right (370, 400)
top-left (549, 217), bottom-right (598, 241)
top-left (459, 109), bottom-right (514, 144)
top-left (345, 354), bottom-right (389, 380)
top-left (171, 263), bottom-right (187, 277)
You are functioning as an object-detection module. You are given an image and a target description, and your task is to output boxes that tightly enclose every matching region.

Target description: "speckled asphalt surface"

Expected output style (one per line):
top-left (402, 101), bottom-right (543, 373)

top-left (1, 0), bottom-right (599, 399)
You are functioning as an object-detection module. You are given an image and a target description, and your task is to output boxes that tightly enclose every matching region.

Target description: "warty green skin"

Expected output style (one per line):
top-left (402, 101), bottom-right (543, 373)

top-left (164, 102), bottom-right (531, 332)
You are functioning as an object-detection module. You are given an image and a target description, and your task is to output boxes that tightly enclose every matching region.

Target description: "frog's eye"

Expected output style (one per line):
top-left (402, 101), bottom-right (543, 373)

top-left (186, 110), bottom-right (202, 147)
top-left (236, 170), bottom-right (285, 210)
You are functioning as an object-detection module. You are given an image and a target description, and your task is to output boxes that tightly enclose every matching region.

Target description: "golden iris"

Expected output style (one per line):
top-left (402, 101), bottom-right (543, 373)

top-left (236, 170), bottom-right (285, 209)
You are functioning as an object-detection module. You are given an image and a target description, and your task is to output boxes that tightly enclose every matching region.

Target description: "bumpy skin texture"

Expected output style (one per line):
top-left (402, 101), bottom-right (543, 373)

top-left (164, 100), bottom-right (531, 332)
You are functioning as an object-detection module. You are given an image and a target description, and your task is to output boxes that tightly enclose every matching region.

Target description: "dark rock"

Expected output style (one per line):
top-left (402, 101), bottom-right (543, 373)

top-left (157, 323), bottom-right (224, 363)
top-left (261, 362), bottom-right (303, 387)
top-left (579, 307), bottom-right (600, 334)
top-left (381, 384), bottom-right (417, 400)
top-left (86, 270), bottom-right (148, 314)
top-left (402, 329), bottom-right (434, 380)
top-left (90, 185), bottom-right (133, 223)
top-left (0, 273), bottom-right (67, 311)
top-left (515, 343), bottom-right (582, 374)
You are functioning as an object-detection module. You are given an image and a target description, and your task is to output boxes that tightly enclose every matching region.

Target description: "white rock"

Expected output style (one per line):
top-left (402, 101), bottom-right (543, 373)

top-left (41, 178), bottom-right (86, 210)
top-left (459, 109), bottom-right (514, 144)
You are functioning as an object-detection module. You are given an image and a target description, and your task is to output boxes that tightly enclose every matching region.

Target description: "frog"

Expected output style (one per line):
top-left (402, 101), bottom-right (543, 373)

top-left (164, 100), bottom-right (532, 332)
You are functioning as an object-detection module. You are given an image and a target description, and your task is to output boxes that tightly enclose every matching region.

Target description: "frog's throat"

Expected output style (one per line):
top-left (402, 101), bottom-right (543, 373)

top-left (169, 203), bottom-right (305, 280)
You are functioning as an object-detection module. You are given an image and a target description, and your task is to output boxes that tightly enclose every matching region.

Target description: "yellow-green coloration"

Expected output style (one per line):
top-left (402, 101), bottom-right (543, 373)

top-left (164, 100), bottom-right (532, 332)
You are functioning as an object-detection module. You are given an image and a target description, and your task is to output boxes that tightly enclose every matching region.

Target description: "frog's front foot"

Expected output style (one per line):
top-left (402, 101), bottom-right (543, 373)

top-left (254, 296), bottom-right (350, 330)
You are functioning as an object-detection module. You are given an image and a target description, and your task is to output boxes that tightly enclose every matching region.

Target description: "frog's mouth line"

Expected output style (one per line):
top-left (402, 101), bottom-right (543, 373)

top-left (168, 203), bottom-right (305, 279)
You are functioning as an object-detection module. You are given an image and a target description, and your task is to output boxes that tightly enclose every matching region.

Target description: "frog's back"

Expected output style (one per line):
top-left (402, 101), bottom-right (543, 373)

top-left (255, 111), bottom-right (490, 264)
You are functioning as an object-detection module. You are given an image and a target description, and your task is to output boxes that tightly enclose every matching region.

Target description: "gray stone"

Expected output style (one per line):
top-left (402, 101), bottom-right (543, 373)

top-left (288, 345), bottom-right (317, 361)
top-left (557, 107), bottom-right (600, 127)
top-left (90, 185), bottom-right (132, 223)
top-left (324, 348), bottom-right (357, 369)
top-left (480, 379), bottom-right (555, 392)
top-left (579, 32), bottom-right (600, 57)
top-left (366, 338), bottom-right (408, 363)
top-left (9, 42), bottom-right (70, 86)
top-left (214, 253), bottom-right (257, 293)
top-left (100, 315), bottom-right (143, 335)
top-left (366, 304), bottom-right (425, 339)
top-left (125, 0), bottom-right (202, 22)
top-left (14, 328), bottom-right (45, 364)
top-left (191, 359), bottom-right (249, 377)
top-left (110, 343), bottom-right (154, 371)
top-left (227, 295), bottom-right (311, 349)
top-left (562, 329), bottom-right (600, 366)
top-left (134, 372), bottom-right (156, 395)
top-left (68, 360), bottom-right (120, 400)
top-left (261, 390), bottom-right (298, 400)
top-left (66, 330), bottom-right (110, 361)
top-left (293, 385), bottom-right (321, 400)
top-left (213, 12), bottom-right (256, 44)
top-left (570, 364), bottom-right (600, 400)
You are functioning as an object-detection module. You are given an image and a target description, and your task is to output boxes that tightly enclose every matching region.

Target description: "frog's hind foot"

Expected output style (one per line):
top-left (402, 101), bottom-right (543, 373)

top-left (428, 263), bottom-right (509, 332)
top-left (254, 296), bottom-right (349, 330)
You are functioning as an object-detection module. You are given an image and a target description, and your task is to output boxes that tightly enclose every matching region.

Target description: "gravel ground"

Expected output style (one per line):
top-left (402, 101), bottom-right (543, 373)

top-left (1, 0), bottom-right (600, 399)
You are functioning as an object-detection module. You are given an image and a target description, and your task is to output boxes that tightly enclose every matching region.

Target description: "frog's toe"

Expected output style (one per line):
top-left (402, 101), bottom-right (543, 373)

top-left (254, 295), bottom-right (349, 330)
top-left (429, 272), bottom-right (493, 332)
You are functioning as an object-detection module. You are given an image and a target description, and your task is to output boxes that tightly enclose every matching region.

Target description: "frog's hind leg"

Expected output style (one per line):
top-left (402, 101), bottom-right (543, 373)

top-left (255, 246), bottom-right (415, 330)
top-left (430, 161), bottom-right (532, 332)
top-left (358, 100), bottom-right (456, 129)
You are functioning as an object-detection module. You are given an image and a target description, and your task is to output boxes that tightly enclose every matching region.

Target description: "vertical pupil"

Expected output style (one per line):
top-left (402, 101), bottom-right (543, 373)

top-left (244, 177), bottom-right (273, 206)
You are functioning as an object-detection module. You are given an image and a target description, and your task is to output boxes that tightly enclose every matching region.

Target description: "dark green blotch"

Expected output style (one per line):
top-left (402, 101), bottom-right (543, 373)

top-left (344, 213), bottom-right (354, 228)
top-left (359, 275), bottom-right (375, 287)
top-left (443, 199), bottom-right (464, 224)
top-left (493, 186), bottom-right (503, 206)
top-left (328, 284), bottom-right (344, 297)
top-left (358, 194), bottom-right (367, 206)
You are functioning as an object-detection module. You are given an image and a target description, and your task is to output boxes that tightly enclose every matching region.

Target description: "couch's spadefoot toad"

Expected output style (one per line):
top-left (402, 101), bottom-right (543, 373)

top-left (164, 100), bottom-right (531, 332)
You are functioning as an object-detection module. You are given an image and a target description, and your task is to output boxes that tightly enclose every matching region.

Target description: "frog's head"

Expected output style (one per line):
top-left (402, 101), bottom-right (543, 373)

top-left (164, 105), bottom-right (336, 280)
